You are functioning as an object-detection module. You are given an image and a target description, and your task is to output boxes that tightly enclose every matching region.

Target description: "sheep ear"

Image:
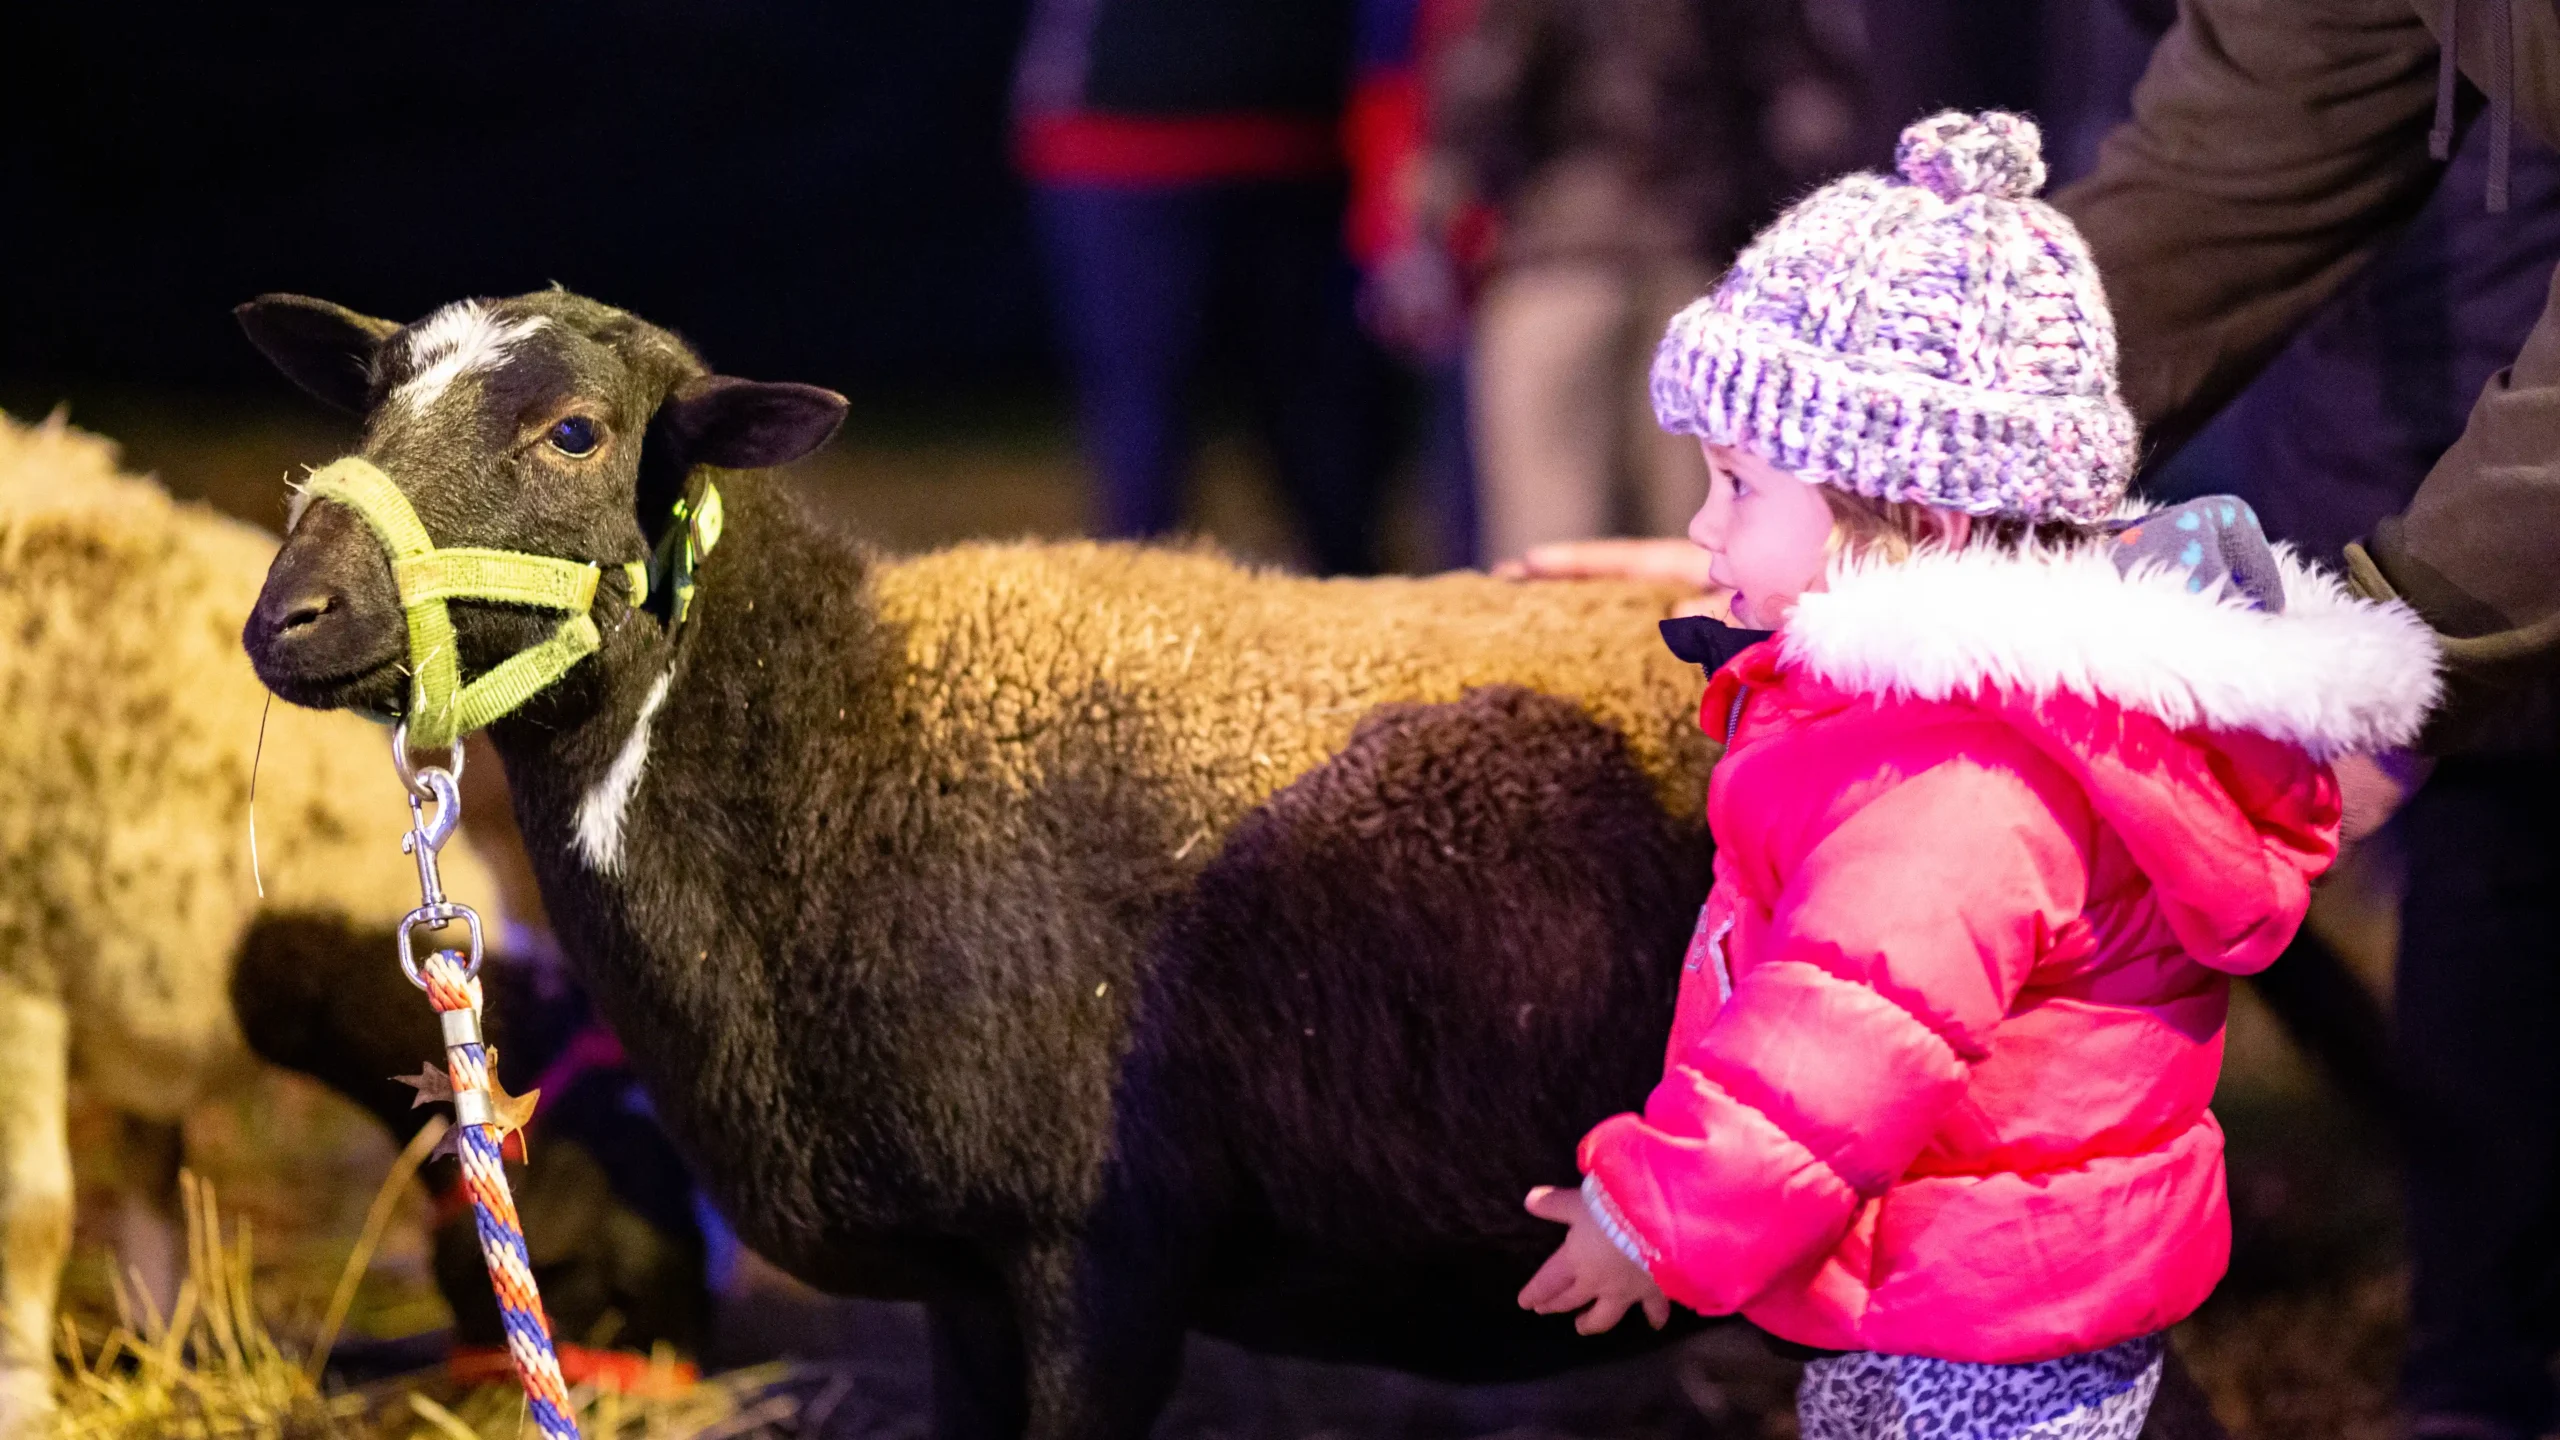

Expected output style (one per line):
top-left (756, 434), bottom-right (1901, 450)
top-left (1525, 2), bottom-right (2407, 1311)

top-left (236, 295), bottom-right (401, 413)
top-left (658, 375), bottom-right (848, 470)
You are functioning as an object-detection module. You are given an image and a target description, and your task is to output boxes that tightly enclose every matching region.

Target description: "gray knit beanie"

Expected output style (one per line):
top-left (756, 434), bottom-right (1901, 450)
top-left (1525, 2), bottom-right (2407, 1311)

top-left (1650, 110), bottom-right (2138, 524)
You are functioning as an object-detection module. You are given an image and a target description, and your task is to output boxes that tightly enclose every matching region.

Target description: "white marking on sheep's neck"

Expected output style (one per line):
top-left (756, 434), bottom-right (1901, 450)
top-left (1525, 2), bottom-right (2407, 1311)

top-left (574, 671), bottom-right (672, 876)
top-left (396, 303), bottom-right (548, 414)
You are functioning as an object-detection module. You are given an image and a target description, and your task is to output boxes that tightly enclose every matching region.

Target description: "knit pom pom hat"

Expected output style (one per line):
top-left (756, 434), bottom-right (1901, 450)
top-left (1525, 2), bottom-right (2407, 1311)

top-left (1650, 110), bottom-right (2138, 524)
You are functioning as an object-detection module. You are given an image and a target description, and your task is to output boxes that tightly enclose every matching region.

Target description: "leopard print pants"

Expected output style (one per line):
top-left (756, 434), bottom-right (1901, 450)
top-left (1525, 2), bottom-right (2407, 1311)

top-left (1797, 1334), bottom-right (2165, 1439)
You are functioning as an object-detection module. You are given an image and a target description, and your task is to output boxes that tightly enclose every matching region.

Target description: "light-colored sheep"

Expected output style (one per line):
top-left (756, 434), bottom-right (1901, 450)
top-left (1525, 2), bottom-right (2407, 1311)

top-left (0, 412), bottom-right (497, 1437)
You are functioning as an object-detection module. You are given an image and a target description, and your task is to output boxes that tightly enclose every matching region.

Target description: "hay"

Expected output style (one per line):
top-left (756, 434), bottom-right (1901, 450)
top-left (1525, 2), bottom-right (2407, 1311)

top-left (306, 1121), bottom-right (449, 1385)
top-left (50, 1155), bottom-right (802, 1439)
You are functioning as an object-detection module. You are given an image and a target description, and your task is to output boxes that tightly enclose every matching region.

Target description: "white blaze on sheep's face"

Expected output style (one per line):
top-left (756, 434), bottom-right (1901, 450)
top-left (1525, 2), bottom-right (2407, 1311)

top-left (574, 671), bottom-right (673, 876)
top-left (394, 302), bottom-right (550, 415)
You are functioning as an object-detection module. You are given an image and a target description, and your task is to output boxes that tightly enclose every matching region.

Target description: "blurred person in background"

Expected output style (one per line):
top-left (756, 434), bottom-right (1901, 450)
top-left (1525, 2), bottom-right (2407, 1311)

top-left (1014, 0), bottom-right (1392, 575)
top-left (1344, 0), bottom-right (1490, 569)
top-left (1425, 0), bottom-right (1857, 566)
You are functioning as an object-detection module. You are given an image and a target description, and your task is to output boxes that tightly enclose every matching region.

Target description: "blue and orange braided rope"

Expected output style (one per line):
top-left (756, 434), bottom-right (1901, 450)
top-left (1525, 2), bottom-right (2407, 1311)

top-left (421, 949), bottom-right (581, 1439)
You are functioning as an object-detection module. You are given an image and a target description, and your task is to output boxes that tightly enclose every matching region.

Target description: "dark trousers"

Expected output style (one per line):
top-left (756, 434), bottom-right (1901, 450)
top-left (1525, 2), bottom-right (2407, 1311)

top-left (1032, 179), bottom-right (1389, 575)
top-left (2400, 757), bottom-right (2560, 1435)
top-left (1420, 348), bottom-right (1479, 571)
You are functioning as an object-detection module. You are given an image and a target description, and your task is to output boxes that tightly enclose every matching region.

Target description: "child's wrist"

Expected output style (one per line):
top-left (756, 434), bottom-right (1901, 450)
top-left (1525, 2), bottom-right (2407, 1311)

top-left (1580, 1174), bottom-right (1655, 1270)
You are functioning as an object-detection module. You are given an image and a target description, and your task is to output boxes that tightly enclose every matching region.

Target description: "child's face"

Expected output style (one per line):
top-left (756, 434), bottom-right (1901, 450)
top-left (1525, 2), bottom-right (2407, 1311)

top-left (1688, 443), bottom-right (1834, 629)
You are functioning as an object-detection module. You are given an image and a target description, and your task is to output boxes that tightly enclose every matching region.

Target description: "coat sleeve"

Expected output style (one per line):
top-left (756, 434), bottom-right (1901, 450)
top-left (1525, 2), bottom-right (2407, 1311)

top-left (2361, 267), bottom-right (2560, 748)
top-left (2052, 0), bottom-right (2446, 459)
top-left (1576, 745), bottom-right (2091, 1317)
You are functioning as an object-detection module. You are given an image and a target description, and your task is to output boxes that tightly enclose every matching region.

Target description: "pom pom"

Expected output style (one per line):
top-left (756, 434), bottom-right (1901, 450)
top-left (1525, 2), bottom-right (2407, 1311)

top-left (1895, 110), bottom-right (2047, 202)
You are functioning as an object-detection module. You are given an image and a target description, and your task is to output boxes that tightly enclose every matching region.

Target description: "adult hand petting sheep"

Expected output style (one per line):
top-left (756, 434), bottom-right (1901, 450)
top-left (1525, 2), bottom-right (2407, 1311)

top-left (1518, 1185), bottom-right (1671, 1335)
top-left (1495, 536), bottom-right (1731, 618)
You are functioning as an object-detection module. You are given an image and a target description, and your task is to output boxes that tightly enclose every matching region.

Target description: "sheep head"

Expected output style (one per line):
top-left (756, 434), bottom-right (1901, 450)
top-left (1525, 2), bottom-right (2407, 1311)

top-left (237, 290), bottom-right (845, 727)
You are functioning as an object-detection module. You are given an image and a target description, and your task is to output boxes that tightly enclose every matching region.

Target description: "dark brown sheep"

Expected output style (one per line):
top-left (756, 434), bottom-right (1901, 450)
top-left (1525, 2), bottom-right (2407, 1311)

top-left (234, 287), bottom-right (1716, 1440)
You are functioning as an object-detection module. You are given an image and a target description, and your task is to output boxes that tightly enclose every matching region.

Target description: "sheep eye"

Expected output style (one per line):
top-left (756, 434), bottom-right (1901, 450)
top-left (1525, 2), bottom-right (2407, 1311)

top-left (548, 416), bottom-right (600, 456)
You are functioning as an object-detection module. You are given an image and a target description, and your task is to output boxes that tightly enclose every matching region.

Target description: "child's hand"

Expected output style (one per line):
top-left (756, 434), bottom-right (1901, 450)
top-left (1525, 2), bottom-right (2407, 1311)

top-left (1517, 1185), bottom-right (1672, 1335)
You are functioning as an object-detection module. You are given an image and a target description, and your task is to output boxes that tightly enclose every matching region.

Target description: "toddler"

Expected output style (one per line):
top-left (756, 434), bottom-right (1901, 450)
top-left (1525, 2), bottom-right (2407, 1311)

top-left (1517, 111), bottom-right (2440, 1437)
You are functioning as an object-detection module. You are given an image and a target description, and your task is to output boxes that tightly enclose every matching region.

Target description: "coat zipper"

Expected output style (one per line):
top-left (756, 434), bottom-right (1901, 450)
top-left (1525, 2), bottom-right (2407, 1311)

top-left (1690, 683), bottom-right (1749, 1005)
top-left (1706, 913), bottom-right (1736, 1004)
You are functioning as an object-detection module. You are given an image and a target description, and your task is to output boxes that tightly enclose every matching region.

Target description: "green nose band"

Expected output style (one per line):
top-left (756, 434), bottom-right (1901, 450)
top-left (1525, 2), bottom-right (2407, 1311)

top-left (300, 456), bottom-right (603, 749)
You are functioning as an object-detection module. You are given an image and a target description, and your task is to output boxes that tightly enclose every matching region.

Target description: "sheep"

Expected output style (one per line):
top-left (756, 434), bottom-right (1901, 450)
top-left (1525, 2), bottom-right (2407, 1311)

top-left (237, 288), bottom-right (1724, 1440)
top-left (0, 411), bottom-right (514, 1438)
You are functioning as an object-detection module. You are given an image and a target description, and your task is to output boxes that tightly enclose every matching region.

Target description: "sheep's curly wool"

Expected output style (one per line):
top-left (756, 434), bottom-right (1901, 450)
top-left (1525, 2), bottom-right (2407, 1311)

top-left (1648, 109), bottom-right (2139, 523)
top-left (0, 411), bottom-right (496, 1107)
top-left (866, 540), bottom-right (1715, 832)
top-left (0, 410), bottom-right (511, 1432)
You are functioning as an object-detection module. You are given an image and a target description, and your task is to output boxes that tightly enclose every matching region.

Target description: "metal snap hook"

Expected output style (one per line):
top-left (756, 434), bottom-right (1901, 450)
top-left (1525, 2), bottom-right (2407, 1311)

top-left (398, 756), bottom-right (466, 953)
top-left (402, 766), bottom-right (464, 861)
top-left (391, 721), bottom-right (465, 798)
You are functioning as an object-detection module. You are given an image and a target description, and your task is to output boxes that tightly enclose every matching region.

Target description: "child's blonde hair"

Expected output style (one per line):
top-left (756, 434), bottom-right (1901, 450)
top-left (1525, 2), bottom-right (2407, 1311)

top-left (1822, 487), bottom-right (2094, 562)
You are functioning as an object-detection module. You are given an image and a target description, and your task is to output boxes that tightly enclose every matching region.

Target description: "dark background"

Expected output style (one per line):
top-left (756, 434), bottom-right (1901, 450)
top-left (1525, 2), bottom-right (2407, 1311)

top-left (0, 1), bottom-right (2159, 414)
top-left (0, 2), bottom-right (1050, 400)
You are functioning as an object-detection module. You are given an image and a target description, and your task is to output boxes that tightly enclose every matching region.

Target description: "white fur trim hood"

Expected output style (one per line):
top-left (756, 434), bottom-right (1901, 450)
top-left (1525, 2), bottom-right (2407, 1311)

top-left (1778, 540), bottom-right (2442, 760)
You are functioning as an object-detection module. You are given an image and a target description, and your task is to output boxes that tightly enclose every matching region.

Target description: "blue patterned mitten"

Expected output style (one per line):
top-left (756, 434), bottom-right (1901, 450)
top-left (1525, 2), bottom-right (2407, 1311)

top-left (2098, 496), bottom-right (2286, 613)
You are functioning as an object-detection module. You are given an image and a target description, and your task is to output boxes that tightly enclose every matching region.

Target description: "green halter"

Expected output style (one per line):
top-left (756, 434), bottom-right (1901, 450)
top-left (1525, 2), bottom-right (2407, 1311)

top-left (302, 457), bottom-right (613, 749)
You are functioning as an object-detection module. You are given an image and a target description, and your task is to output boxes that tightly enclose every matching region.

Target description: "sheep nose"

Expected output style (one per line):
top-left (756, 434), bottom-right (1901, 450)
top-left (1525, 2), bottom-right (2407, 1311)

top-left (244, 501), bottom-right (406, 704)
top-left (269, 588), bottom-right (343, 635)
top-left (245, 571), bottom-right (362, 660)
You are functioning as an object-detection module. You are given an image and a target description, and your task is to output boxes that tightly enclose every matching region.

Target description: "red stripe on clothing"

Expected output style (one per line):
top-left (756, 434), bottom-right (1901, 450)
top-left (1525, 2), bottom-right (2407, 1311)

top-left (1341, 75), bottom-right (1422, 265)
top-left (1017, 112), bottom-right (1340, 185)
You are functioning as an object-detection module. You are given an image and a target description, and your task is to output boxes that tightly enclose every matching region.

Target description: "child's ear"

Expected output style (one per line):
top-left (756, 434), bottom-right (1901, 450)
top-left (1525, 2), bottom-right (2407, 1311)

top-left (1929, 511), bottom-right (1973, 548)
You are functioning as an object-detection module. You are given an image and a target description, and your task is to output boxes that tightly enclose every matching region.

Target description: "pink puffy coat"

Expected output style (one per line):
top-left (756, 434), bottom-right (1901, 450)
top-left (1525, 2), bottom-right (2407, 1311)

top-left (1577, 542), bottom-right (2438, 1363)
